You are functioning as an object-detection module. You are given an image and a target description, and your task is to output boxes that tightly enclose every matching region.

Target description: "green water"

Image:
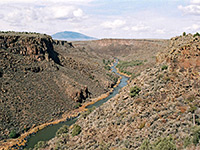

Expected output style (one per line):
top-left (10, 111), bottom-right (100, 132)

top-left (25, 59), bottom-right (129, 148)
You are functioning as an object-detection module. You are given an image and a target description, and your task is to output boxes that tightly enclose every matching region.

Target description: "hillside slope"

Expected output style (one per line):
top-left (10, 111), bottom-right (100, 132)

top-left (0, 32), bottom-right (116, 142)
top-left (73, 39), bottom-right (169, 76)
top-left (45, 34), bottom-right (200, 149)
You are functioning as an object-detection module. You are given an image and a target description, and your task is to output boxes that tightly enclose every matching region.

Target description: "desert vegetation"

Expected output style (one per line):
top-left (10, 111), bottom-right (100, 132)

top-left (40, 33), bottom-right (200, 150)
top-left (103, 59), bottom-right (112, 70)
top-left (1, 31), bottom-right (200, 150)
top-left (56, 125), bottom-right (69, 137)
top-left (116, 60), bottom-right (143, 76)
top-left (71, 124), bottom-right (82, 137)
top-left (129, 86), bottom-right (141, 97)
top-left (81, 106), bottom-right (96, 119)
top-left (140, 136), bottom-right (176, 150)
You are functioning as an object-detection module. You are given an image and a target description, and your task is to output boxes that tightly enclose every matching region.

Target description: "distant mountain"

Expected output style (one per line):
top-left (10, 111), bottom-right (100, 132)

top-left (52, 31), bottom-right (97, 41)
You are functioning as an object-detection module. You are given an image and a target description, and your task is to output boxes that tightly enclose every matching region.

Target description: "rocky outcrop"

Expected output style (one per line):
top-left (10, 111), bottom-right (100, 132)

top-left (66, 85), bottom-right (89, 102)
top-left (0, 32), bottom-right (61, 64)
top-left (45, 34), bottom-right (200, 150)
top-left (157, 33), bottom-right (200, 71)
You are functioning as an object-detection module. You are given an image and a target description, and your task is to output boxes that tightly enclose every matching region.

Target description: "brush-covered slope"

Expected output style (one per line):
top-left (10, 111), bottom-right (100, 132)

top-left (0, 32), bottom-right (117, 142)
top-left (45, 34), bottom-right (200, 150)
top-left (73, 39), bottom-right (169, 77)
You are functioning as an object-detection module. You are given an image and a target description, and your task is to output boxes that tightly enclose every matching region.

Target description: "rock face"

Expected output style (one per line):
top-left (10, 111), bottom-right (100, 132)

top-left (0, 33), bottom-right (60, 63)
top-left (157, 33), bottom-right (200, 71)
top-left (66, 85), bottom-right (89, 102)
top-left (0, 32), bottom-right (116, 142)
top-left (45, 34), bottom-right (200, 150)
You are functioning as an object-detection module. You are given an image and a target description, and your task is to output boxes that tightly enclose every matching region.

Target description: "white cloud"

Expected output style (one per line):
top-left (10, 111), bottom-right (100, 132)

top-left (73, 9), bottom-right (83, 17)
top-left (0, 0), bottom-right (94, 4)
top-left (101, 19), bottom-right (126, 29)
top-left (178, 5), bottom-right (200, 15)
top-left (122, 26), bottom-right (130, 31)
top-left (156, 29), bottom-right (165, 34)
top-left (0, 0), bottom-right (37, 3)
top-left (131, 24), bottom-right (150, 32)
top-left (178, 0), bottom-right (200, 15)
top-left (0, 4), bottom-right (85, 24)
top-left (191, 0), bottom-right (200, 4)
top-left (46, 6), bottom-right (84, 20)
top-left (2, 6), bottom-right (38, 26)
top-left (185, 24), bottom-right (200, 32)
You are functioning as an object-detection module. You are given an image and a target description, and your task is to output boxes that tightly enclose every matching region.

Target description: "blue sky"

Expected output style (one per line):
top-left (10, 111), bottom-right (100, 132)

top-left (0, 0), bottom-right (199, 39)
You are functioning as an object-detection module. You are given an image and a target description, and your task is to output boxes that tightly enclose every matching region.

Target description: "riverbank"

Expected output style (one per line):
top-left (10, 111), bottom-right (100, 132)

top-left (111, 60), bottom-right (131, 78)
top-left (116, 68), bottom-right (131, 78)
top-left (0, 66), bottom-right (123, 150)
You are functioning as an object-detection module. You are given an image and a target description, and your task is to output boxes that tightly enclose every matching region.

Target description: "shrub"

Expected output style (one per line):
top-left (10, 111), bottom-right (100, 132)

top-left (106, 73), bottom-right (118, 83)
top-left (99, 141), bottom-right (110, 150)
top-left (71, 124), bottom-right (81, 137)
top-left (116, 60), bottom-right (143, 75)
top-left (103, 59), bottom-right (111, 65)
top-left (140, 139), bottom-right (153, 150)
top-left (103, 59), bottom-right (112, 71)
top-left (74, 102), bottom-right (81, 109)
top-left (107, 60), bottom-right (111, 65)
top-left (158, 74), bottom-right (163, 79)
top-left (130, 86), bottom-right (141, 97)
top-left (23, 127), bottom-right (29, 132)
top-left (183, 137), bottom-right (192, 148)
top-left (163, 76), bottom-right (170, 82)
top-left (0, 68), bottom-right (3, 77)
top-left (56, 125), bottom-right (69, 137)
top-left (153, 136), bottom-right (176, 150)
top-left (113, 76), bottom-right (118, 83)
top-left (185, 95), bottom-right (195, 103)
top-left (194, 32), bottom-right (200, 37)
top-left (140, 136), bottom-right (176, 150)
top-left (135, 98), bottom-right (142, 104)
top-left (104, 65), bottom-right (110, 71)
top-left (138, 121), bottom-right (146, 130)
top-left (131, 73), bottom-right (140, 79)
top-left (183, 32), bottom-right (186, 36)
top-left (182, 126), bottom-right (200, 148)
top-left (117, 60), bottom-right (143, 69)
top-left (34, 141), bottom-right (47, 149)
top-left (131, 73), bottom-right (136, 79)
top-left (9, 130), bottom-right (17, 138)
top-left (161, 65), bottom-right (168, 70)
top-left (188, 104), bottom-right (197, 113)
top-left (124, 71), bottom-right (132, 75)
top-left (192, 126), bottom-right (200, 145)
top-left (81, 106), bottom-right (96, 119)
top-left (55, 144), bottom-right (60, 150)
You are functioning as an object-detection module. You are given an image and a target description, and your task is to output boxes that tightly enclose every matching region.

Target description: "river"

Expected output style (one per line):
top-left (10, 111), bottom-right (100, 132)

top-left (25, 59), bottom-right (129, 149)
